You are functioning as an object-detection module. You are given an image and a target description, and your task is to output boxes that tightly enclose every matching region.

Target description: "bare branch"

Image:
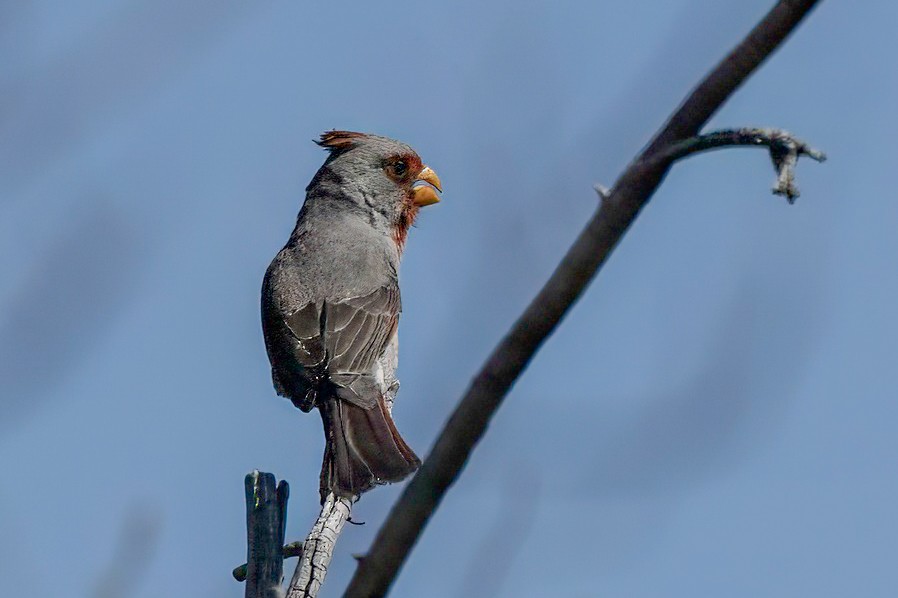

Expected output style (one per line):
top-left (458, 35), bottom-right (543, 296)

top-left (646, 127), bottom-right (826, 202)
top-left (233, 543), bottom-right (303, 583)
top-left (236, 475), bottom-right (350, 597)
top-left (286, 492), bottom-right (354, 598)
top-left (345, 1), bottom-right (824, 595)
top-left (243, 472), bottom-right (289, 598)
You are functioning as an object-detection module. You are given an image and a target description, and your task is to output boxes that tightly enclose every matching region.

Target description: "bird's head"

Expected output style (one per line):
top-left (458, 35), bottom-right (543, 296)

top-left (309, 130), bottom-right (442, 248)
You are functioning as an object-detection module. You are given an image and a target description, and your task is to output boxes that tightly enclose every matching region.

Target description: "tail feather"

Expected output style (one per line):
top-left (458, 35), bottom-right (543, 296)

top-left (319, 395), bottom-right (420, 502)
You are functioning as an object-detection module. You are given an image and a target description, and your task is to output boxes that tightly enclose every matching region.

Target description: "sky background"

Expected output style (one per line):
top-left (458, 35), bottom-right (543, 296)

top-left (2, 1), bottom-right (896, 597)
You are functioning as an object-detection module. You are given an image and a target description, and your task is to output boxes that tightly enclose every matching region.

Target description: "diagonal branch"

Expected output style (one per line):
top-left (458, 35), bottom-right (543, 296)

top-left (286, 493), bottom-right (354, 597)
top-left (345, 1), bottom-right (824, 595)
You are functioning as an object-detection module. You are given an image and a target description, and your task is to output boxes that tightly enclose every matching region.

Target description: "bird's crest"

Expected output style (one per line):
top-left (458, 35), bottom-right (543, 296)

top-left (316, 130), bottom-right (367, 153)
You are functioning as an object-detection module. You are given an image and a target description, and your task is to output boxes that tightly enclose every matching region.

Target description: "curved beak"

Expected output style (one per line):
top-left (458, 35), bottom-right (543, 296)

top-left (411, 165), bottom-right (442, 207)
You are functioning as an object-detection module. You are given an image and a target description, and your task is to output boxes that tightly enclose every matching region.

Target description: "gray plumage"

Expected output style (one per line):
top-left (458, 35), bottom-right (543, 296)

top-left (262, 131), bottom-right (439, 501)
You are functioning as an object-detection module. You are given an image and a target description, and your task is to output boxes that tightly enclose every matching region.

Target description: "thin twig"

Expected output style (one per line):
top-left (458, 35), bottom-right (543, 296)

top-left (645, 127), bottom-right (826, 202)
top-left (233, 543), bottom-right (304, 583)
top-left (346, 1), bottom-right (823, 596)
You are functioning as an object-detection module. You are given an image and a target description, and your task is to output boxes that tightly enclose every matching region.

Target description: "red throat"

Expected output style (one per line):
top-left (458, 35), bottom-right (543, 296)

top-left (394, 199), bottom-right (420, 252)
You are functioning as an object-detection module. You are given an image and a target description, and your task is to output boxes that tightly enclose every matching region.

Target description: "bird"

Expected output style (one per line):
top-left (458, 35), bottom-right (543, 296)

top-left (261, 130), bottom-right (441, 502)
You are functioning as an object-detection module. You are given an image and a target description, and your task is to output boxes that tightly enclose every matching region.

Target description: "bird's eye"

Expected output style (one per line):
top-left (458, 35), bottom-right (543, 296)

top-left (392, 160), bottom-right (408, 177)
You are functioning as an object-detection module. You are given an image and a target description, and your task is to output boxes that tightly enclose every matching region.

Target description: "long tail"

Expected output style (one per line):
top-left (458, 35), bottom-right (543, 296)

top-left (318, 395), bottom-right (420, 502)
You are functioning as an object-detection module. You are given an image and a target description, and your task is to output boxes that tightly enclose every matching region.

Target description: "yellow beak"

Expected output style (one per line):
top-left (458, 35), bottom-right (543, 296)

top-left (411, 165), bottom-right (442, 207)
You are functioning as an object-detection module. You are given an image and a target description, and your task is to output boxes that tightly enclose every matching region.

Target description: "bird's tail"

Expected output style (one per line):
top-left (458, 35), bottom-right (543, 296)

top-left (318, 394), bottom-right (420, 502)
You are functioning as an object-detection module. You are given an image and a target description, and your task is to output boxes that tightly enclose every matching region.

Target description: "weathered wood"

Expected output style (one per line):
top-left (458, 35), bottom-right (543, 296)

top-left (286, 492), bottom-right (354, 598)
top-left (243, 471), bottom-right (289, 598)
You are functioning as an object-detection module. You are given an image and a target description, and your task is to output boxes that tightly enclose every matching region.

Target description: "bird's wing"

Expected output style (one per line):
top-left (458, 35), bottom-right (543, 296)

top-left (284, 284), bottom-right (401, 410)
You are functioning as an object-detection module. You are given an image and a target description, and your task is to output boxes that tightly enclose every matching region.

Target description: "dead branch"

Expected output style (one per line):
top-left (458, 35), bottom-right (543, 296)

top-left (286, 493), bottom-right (354, 597)
top-left (233, 543), bottom-right (303, 583)
top-left (345, 1), bottom-right (824, 596)
top-left (242, 471), bottom-right (289, 598)
top-left (646, 127), bottom-right (826, 201)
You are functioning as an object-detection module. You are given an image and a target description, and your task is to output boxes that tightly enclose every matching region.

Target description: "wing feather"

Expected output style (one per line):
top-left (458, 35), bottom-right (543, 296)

top-left (277, 285), bottom-right (401, 410)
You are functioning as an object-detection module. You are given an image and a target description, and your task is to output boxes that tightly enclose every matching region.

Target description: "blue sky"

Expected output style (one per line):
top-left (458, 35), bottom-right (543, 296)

top-left (2, 2), bottom-right (897, 596)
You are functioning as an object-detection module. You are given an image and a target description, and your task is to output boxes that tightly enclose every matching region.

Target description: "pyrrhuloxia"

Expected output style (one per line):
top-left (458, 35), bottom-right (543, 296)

top-left (261, 130), bottom-right (441, 502)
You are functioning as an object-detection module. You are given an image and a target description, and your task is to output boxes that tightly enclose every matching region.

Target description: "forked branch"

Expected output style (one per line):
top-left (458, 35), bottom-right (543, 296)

top-left (345, 1), bottom-right (825, 596)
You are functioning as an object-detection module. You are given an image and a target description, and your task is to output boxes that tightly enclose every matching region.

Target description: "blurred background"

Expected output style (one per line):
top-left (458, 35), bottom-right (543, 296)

top-left (1, 1), bottom-right (896, 596)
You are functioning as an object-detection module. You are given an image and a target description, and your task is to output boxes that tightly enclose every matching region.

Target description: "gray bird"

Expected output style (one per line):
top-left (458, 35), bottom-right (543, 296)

top-left (261, 130), bottom-right (442, 502)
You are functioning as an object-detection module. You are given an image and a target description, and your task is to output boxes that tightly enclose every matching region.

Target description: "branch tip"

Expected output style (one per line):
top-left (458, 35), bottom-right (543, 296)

top-left (593, 184), bottom-right (611, 202)
top-left (645, 127), bottom-right (825, 204)
top-left (241, 471), bottom-right (289, 596)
